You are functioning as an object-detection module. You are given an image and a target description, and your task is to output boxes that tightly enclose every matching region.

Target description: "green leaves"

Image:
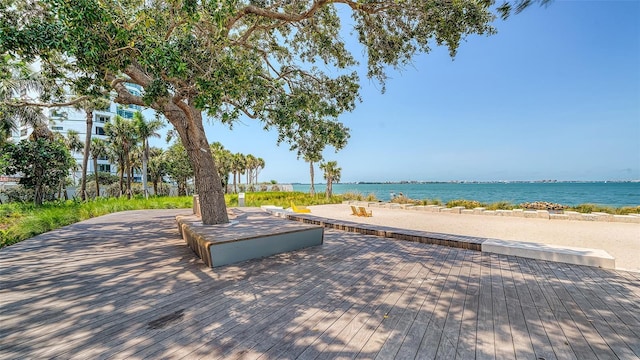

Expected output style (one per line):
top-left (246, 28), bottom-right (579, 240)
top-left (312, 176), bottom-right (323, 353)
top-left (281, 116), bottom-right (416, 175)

top-left (3, 138), bottom-right (75, 205)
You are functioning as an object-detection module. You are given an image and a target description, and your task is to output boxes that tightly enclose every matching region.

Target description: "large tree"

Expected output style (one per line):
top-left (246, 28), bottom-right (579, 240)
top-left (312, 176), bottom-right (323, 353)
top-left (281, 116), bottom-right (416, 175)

top-left (0, 0), bottom-right (541, 224)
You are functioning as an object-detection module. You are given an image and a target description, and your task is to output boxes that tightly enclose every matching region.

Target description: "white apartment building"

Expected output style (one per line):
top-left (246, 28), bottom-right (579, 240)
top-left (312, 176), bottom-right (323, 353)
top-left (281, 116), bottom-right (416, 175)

top-left (11, 84), bottom-right (144, 185)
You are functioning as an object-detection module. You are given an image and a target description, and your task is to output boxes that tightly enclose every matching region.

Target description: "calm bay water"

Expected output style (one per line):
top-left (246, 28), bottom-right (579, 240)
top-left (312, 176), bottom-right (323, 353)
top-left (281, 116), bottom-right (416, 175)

top-left (292, 182), bottom-right (640, 207)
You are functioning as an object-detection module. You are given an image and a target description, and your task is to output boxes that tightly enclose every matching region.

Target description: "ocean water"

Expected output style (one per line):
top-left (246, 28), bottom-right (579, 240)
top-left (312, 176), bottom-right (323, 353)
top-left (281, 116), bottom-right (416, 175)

top-left (292, 182), bottom-right (640, 207)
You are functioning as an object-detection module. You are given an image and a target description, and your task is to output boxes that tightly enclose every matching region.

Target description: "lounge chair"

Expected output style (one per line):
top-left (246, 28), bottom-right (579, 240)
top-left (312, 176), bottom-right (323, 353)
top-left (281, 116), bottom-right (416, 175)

top-left (350, 205), bottom-right (360, 216)
top-left (358, 206), bottom-right (372, 217)
top-left (291, 202), bottom-right (311, 213)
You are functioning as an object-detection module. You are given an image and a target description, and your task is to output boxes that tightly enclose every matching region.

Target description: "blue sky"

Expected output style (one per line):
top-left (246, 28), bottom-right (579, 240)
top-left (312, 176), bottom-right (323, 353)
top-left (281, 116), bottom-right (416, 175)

top-left (152, 0), bottom-right (640, 183)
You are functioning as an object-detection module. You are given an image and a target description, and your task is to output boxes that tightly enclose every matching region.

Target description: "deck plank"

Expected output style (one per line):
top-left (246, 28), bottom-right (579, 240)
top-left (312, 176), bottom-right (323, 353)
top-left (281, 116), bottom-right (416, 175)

top-left (498, 255), bottom-right (536, 360)
top-left (1, 209), bottom-right (638, 359)
top-left (474, 254), bottom-right (496, 360)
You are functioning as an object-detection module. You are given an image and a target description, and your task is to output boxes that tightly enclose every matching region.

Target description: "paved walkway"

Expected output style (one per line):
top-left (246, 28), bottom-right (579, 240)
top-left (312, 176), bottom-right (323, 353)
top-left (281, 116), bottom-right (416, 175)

top-left (1, 209), bottom-right (639, 359)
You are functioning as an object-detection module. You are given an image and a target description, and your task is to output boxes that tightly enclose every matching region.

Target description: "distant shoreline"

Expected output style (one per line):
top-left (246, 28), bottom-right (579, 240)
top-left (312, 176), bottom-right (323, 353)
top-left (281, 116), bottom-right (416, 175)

top-left (291, 182), bottom-right (640, 208)
top-left (292, 180), bottom-right (640, 185)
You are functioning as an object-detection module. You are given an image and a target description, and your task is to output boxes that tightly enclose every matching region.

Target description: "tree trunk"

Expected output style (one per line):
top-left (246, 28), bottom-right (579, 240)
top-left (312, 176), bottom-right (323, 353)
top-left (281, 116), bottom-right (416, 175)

top-left (125, 153), bottom-right (132, 199)
top-left (118, 162), bottom-right (124, 197)
top-left (34, 167), bottom-right (44, 205)
top-left (142, 140), bottom-right (149, 199)
top-left (233, 172), bottom-right (237, 193)
top-left (309, 161), bottom-right (315, 196)
top-left (93, 157), bottom-right (100, 197)
top-left (80, 111), bottom-right (93, 201)
top-left (164, 104), bottom-right (229, 225)
top-left (326, 178), bottom-right (332, 199)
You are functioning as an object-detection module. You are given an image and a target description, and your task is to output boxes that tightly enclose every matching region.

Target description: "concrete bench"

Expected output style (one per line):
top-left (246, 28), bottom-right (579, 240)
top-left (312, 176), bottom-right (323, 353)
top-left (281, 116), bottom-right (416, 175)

top-left (177, 209), bottom-right (324, 267)
top-left (482, 239), bottom-right (615, 269)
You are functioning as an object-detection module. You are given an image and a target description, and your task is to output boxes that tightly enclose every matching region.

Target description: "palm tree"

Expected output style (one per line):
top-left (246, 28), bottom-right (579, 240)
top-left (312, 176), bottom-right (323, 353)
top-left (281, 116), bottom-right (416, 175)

top-left (320, 161), bottom-right (341, 199)
top-left (133, 112), bottom-right (164, 198)
top-left (254, 157), bottom-right (265, 185)
top-left (148, 147), bottom-right (167, 195)
top-left (90, 138), bottom-right (108, 197)
top-left (73, 96), bottom-right (110, 200)
top-left (230, 153), bottom-right (246, 193)
top-left (210, 142), bottom-right (232, 193)
top-left (0, 60), bottom-right (47, 145)
top-left (105, 116), bottom-right (137, 198)
top-left (52, 129), bottom-right (83, 199)
top-left (60, 129), bottom-right (83, 185)
top-left (244, 154), bottom-right (257, 187)
top-left (129, 144), bottom-right (144, 192)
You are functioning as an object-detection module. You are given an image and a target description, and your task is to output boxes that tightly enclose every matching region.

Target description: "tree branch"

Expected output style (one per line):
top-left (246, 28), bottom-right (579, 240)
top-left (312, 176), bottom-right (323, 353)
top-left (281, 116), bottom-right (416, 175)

top-left (226, 0), bottom-right (329, 31)
top-left (222, 97), bottom-right (259, 119)
top-left (226, 0), bottom-right (391, 32)
top-left (124, 62), bottom-right (153, 88)
top-left (111, 80), bottom-right (146, 107)
top-left (3, 96), bottom-right (90, 108)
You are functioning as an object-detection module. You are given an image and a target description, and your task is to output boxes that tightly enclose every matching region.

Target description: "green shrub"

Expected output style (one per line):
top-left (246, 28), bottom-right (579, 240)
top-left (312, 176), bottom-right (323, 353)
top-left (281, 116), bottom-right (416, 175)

top-left (446, 199), bottom-right (483, 209)
top-left (569, 204), bottom-right (640, 215)
top-left (1, 187), bottom-right (35, 203)
top-left (342, 191), bottom-right (364, 201)
top-left (485, 201), bottom-right (515, 210)
top-left (415, 198), bottom-right (442, 206)
top-left (365, 193), bottom-right (378, 202)
top-left (390, 194), bottom-right (418, 205)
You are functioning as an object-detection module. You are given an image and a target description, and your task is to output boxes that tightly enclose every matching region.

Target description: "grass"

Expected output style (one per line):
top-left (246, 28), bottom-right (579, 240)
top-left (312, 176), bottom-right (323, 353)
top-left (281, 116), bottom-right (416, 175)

top-left (226, 191), bottom-right (345, 208)
top-left (0, 196), bottom-right (193, 248)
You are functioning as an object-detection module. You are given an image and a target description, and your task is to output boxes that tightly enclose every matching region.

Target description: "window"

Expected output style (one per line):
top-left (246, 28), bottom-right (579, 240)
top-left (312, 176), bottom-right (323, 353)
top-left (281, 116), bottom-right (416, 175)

top-left (95, 127), bottom-right (106, 135)
top-left (117, 109), bottom-right (134, 119)
top-left (51, 126), bottom-right (63, 131)
top-left (98, 155), bottom-right (108, 161)
top-left (98, 164), bottom-right (111, 172)
top-left (20, 129), bottom-right (27, 137)
top-left (96, 115), bottom-right (110, 123)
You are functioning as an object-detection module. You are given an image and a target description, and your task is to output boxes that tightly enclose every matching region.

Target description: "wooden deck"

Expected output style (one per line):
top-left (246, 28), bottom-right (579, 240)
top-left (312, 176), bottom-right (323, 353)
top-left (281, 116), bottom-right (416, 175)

top-left (1, 209), bottom-right (638, 359)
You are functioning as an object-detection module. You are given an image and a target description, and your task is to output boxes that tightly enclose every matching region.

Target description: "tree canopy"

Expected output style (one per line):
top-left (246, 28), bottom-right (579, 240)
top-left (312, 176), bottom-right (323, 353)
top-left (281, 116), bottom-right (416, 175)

top-left (3, 137), bottom-right (75, 205)
top-left (0, 0), bottom-right (544, 224)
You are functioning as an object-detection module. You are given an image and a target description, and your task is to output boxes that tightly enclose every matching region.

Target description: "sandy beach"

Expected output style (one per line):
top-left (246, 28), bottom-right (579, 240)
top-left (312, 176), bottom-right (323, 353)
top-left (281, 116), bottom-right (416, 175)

top-left (306, 204), bottom-right (640, 273)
